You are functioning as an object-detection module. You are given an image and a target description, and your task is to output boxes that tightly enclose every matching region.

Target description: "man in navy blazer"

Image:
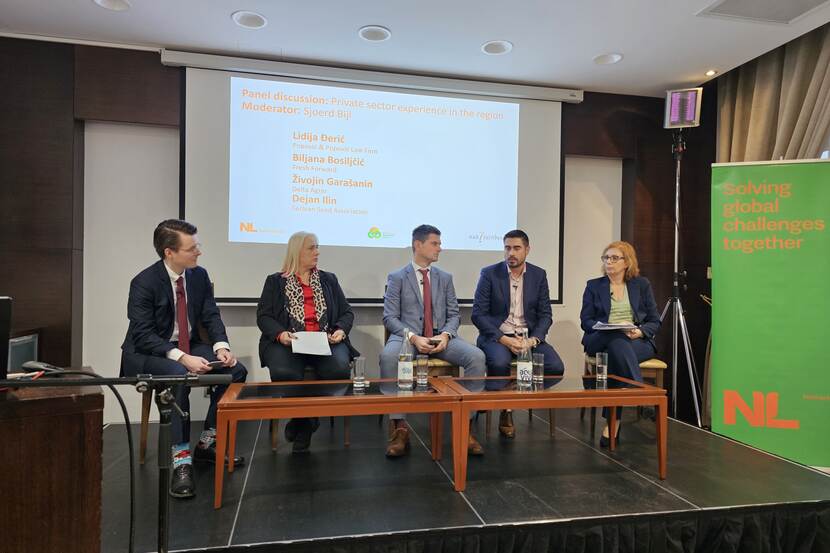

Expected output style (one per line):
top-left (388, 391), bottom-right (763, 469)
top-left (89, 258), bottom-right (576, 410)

top-left (381, 224), bottom-right (486, 457)
top-left (121, 219), bottom-right (247, 499)
top-left (472, 230), bottom-right (564, 437)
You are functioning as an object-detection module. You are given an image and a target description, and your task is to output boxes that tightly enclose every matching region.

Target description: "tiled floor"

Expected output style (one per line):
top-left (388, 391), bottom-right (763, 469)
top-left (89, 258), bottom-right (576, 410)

top-left (101, 409), bottom-right (830, 552)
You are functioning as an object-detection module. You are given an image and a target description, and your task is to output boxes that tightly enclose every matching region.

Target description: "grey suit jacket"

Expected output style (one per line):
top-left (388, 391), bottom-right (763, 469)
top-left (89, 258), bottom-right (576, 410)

top-left (383, 264), bottom-right (460, 338)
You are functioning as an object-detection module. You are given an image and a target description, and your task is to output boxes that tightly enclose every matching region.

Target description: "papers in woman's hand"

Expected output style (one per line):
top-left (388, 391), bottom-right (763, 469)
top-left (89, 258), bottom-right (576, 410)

top-left (291, 331), bottom-right (332, 355)
top-left (592, 322), bottom-right (637, 331)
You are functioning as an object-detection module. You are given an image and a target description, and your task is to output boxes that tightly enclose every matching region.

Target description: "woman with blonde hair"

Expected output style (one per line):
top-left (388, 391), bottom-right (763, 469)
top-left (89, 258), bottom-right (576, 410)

top-left (579, 241), bottom-right (660, 447)
top-left (257, 231), bottom-right (358, 453)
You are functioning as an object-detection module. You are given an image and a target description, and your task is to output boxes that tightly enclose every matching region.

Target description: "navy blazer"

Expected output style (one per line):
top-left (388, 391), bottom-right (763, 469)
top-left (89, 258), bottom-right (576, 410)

top-left (121, 260), bottom-right (228, 374)
top-left (256, 270), bottom-right (358, 361)
top-left (472, 262), bottom-right (553, 344)
top-left (579, 275), bottom-right (660, 352)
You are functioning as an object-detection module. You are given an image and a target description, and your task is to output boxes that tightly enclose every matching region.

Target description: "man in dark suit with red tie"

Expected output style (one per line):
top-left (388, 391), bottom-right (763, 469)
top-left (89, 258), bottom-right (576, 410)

top-left (121, 219), bottom-right (247, 499)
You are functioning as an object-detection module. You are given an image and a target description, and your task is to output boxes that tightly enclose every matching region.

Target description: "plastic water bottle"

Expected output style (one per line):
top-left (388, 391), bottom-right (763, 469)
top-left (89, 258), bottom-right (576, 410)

top-left (516, 328), bottom-right (533, 391)
top-left (398, 329), bottom-right (414, 391)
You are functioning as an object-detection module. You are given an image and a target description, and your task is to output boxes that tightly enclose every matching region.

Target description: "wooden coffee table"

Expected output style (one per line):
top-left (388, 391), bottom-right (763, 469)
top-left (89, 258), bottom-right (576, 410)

top-left (213, 378), bottom-right (462, 508)
top-left (443, 375), bottom-right (668, 491)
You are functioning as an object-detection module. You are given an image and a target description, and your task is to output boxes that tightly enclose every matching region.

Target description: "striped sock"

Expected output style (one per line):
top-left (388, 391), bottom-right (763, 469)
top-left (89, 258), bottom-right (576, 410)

top-left (172, 442), bottom-right (191, 468)
top-left (198, 428), bottom-right (216, 448)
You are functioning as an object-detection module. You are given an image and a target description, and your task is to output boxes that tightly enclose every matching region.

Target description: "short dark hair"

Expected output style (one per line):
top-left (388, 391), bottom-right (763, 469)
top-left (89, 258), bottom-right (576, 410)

top-left (503, 229), bottom-right (529, 246)
top-left (412, 224), bottom-right (441, 246)
top-left (153, 219), bottom-right (197, 260)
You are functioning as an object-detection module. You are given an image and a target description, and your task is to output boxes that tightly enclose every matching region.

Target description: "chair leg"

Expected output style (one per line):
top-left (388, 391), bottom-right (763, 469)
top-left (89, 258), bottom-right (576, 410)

top-left (580, 406), bottom-right (586, 420)
top-left (330, 416), bottom-right (335, 427)
top-left (139, 390), bottom-right (152, 465)
top-left (377, 414), bottom-right (384, 426)
top-left (271, 419), bottom-right (279, 451)
top-left (343, 417), bottom-right (350, 447)
top-left (548, 409), bottom-right (555, 436)
top-left (590, 408), bottom-right (597, 439)
top-left (528, 409), bottom-right (533, 421)
top-left (485, 411), bottom-right (492, 437)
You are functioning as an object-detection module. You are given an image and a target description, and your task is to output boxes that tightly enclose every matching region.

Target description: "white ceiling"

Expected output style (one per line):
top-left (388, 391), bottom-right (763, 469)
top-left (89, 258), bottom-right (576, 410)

top-left (1, 0), bottom-right (829, 97)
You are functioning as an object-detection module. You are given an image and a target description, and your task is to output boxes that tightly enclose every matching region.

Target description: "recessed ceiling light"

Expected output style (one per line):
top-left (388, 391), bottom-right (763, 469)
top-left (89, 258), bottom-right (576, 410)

top-left (705, 69), bottom-right (718, 77)
top-left (593, 52), bottom-right (623, 65)
top-left (232, 10), bottom-right (268, 30)
top-left (481, 40), bottom-right (513, 56)
top-left (358, 25), bottom-right (391, 42)
top-left (92, 0), bottom-right (130, 11)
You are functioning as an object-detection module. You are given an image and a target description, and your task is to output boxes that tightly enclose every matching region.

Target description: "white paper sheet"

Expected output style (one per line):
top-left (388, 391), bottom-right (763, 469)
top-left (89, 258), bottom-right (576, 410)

top-left (592, 322), bottom-right (637, 331)
top-left (290, 331), bottom-right (332, 356)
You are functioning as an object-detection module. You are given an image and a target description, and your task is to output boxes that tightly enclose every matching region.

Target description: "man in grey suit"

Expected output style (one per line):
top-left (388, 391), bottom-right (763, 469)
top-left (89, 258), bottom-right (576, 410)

top-left (380, 224), bottom-right (487, 457)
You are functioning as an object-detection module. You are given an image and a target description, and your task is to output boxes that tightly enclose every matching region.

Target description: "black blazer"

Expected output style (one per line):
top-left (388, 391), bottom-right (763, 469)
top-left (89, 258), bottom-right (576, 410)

top-left (471, 262), bottom-right (553, 344)
top-left (579, 275), bottom-right (660, 352)
top-left (121, 260), bottom-right (228, 375)
top-left (256, 270), bottom-right (359, 362)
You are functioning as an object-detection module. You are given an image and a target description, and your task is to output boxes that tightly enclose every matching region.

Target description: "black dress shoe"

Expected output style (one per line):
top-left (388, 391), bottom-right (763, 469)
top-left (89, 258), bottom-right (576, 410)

top-left (291, 418), bottom-right (321, 454)
top-left (170, 464), bottom-right (195, 499)
top-left (193, 442), bottom-right (246, 467)
top-left (285, 417), bottom-right (319, 442)
top-left (292, 427), bottom-right (312, 454)
top-left (284, 419), bottom-right (298, 442)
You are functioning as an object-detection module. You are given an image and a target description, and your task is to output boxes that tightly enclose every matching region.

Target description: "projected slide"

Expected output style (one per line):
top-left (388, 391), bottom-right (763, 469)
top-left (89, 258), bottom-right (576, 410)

top-left (228, 76), bottom-right (519, 250)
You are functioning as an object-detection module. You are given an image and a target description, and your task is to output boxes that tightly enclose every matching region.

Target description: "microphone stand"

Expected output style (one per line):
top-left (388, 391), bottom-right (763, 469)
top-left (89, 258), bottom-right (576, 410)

top-left (659, 128), bottom-right (703, 426)
top-left (0, 372), bottom-right (229, 553)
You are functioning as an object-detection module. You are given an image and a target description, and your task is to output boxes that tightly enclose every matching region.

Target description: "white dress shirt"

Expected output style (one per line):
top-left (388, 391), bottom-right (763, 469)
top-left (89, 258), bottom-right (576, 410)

top-left (163, 262), bottom-right (230, 362)
top-left (499, 263), bottom-right (528, 335)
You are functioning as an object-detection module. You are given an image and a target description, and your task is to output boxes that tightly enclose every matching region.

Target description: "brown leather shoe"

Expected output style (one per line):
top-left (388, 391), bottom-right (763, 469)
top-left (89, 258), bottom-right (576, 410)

top-left (385, 426), bottom-right (410, 457)
top-left (498, 410), bottom-right (515, 438)
top-left (468, 434), bottom-right (484, 456)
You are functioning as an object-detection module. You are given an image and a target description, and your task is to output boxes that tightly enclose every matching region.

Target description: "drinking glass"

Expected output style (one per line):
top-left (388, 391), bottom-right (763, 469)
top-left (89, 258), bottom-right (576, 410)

top-left (352, 356), bottom-right (366, 392)
top-left (595, 351), bottom-right (608, 381)
top-left (532, 352), bottom-right (545, 388)
top-left (415, 354), bottom-right (429, 389)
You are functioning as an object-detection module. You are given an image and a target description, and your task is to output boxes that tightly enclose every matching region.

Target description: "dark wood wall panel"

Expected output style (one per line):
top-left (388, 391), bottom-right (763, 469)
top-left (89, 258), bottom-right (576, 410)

top-left (0, 249), bottom-right (74, 365)
top-left (1, 38), bottom-right (181, 366)
top-left (74, 45), bottom-right (180, 126)
top-left (563, 87), bottom-right (717, 422)
top-left (0, 38), bottom-right (75, 252)
top-left (0, 38), bottom-right (76, 366)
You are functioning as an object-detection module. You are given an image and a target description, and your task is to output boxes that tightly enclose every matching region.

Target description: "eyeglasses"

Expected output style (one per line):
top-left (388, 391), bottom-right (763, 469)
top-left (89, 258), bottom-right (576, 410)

top-left (601, 255), bottom-right (624, 263)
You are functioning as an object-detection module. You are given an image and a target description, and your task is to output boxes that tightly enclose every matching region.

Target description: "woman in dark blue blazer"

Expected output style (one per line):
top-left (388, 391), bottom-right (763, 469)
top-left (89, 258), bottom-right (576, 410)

top-left (580, 241), bottom-right (660, 446)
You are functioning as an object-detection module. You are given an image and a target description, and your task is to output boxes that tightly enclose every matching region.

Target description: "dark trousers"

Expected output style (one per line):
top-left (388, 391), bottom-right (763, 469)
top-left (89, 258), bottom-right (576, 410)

top-left (261, 341), bottom-right (351, 432)
top-left (479, 339), bottom-right (565, 391)
top-left (585, 331), bottom-right (656, 419)
top-left (125, 343), bottom-right (248, 444)
top-left (261, 341), bottom-right (352, 382)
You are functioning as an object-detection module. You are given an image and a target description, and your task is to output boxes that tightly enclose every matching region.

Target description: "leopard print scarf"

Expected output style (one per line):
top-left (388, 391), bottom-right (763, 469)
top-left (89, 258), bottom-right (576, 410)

top-left (284, 269), bottom-right (328, 332)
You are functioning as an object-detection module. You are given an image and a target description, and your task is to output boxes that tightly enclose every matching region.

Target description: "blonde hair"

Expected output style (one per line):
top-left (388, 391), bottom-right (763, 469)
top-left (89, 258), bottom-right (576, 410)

top-left (281, 231), bottom-right (318, 276)
top-left (601, 241), bottom-right (640, 281)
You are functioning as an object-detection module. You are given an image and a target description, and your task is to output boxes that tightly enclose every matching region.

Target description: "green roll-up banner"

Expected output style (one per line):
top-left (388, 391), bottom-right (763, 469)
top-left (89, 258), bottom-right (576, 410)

top-left (711, 159), bottom-right (830, 468)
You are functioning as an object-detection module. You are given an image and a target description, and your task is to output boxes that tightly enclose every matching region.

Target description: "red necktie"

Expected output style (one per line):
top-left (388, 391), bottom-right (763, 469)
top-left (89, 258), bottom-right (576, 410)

top-left (419, 269), bottom-right (434, 338)
top-left (175, 276), bottom-right (190, 354)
